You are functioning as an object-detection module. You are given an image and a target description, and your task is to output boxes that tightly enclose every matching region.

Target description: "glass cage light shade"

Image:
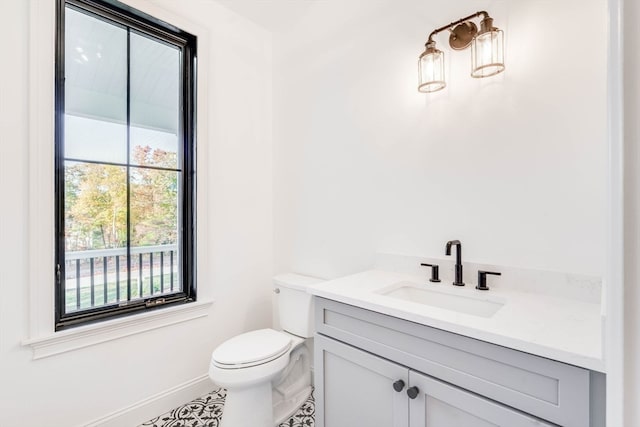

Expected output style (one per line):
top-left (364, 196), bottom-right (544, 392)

top-left (418, 48), bottom-right (445, 93)
top-left (470, 28), bottom-right (505, 78)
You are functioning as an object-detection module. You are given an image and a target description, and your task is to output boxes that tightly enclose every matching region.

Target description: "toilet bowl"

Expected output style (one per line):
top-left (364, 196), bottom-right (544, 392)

top-left (208, 273), bottom-right (323, 427)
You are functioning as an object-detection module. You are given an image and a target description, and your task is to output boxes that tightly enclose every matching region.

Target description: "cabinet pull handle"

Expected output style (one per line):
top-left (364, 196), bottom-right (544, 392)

top-left (392, 380), bottom-right (405, 392)
top-left (407, 386), bottom-right (420, 399)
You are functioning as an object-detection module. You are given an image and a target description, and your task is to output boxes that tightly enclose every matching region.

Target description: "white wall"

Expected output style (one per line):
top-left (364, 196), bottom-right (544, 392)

top-left (273, 0), bottom-right (607, 279)
top-left (0, 1), bottom-right (273, 426)
top-left (623, 0), bottom-right (640, 423)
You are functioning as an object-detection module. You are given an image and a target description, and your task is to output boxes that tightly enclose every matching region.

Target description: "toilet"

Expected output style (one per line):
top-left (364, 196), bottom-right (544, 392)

top-left (209, 273), bottom-right (323, 427)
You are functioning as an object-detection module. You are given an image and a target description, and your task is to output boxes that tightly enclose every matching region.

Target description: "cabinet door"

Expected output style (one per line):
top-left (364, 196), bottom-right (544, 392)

top-left (408, 370), bottom-right (556, 427)
top-left (315, 334), bottom-right (409, 427)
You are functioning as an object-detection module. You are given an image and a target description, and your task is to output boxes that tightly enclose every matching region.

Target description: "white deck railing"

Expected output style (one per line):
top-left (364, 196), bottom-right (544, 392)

top-left (64, 244), bottom-right (179, 312)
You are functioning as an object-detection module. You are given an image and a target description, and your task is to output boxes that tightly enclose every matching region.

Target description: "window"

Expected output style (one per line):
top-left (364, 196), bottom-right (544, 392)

top-left (55, 0), bottom-right (197, 330)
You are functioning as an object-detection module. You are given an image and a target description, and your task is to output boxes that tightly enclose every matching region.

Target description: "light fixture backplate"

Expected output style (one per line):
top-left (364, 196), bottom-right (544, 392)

top-left (449, 21), bottom-right (478, 50)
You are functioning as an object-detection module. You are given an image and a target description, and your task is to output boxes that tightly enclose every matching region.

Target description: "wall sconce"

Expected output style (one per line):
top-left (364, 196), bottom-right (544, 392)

top-left (418, 11), bottom-right (505, 93)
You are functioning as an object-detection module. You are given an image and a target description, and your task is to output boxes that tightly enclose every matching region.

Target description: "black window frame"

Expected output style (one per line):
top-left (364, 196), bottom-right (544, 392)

top-left (54, 0), bottom-right (197, 331)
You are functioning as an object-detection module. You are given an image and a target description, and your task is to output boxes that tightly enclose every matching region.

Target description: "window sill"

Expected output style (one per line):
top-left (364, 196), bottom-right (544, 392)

top-left (22, 300), bottom-right (214, 360)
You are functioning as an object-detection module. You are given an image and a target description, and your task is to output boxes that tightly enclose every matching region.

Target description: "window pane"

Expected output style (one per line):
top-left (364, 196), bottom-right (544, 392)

top-left (130, 32), bottom-right (181, 169)
top-left (65, 7), bottom-right (127, 164)
top-left (64, 161), bottom-right (128, 312)
top-left (64, 254), bottom-right (130, 312)
top-left (130, 168), bottom-right (181, 293)
top-left (64, 162), bottom-right (127, 251)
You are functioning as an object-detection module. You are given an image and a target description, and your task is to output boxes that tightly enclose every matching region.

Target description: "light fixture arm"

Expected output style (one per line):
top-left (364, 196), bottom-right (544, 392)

top-left (425, 10), bottom-right (489, 46)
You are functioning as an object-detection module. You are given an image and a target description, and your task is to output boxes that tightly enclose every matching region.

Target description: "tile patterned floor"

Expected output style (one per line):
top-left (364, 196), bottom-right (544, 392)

top-left (139, 388), bottom-right (315, 427)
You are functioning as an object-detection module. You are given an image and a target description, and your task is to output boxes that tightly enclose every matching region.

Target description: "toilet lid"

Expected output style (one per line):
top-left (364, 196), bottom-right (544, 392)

top-left (212, 329), bottom-right (292, 368)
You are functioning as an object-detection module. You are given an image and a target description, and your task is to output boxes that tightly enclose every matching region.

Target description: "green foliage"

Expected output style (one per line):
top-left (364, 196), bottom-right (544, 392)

top-left (65, 146), bottom-right (178, 251)
top-left (130, 146), bottom-right (178, 246)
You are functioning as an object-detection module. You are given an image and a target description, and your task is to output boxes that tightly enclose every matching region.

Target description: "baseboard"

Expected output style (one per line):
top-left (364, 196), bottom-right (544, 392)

top-left (83, 374), bottom-right (213, 427)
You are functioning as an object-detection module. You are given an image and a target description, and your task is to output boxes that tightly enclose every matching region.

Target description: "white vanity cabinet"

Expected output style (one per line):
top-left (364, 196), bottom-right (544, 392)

top-left (314, 298), bottom-right (605, 427)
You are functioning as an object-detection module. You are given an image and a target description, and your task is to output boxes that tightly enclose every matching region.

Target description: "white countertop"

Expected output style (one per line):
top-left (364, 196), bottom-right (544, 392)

top-left (307, 269), bottom-right (604, 372)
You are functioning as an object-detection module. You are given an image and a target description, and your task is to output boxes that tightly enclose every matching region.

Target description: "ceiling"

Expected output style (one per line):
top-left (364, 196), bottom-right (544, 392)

top-left (211, 0), bottom-right (320, 32)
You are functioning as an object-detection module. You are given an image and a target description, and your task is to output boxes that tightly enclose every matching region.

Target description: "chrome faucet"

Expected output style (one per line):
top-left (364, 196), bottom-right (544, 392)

top-left (445, 240), bottom-right (465, 286)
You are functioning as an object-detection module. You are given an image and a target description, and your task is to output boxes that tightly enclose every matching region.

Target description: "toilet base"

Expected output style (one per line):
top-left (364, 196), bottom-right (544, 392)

top-left (272, 343), bottom-right (312, 424)
top-left (274, 385), bottom-right (312, 425)
top-left (220, 382), bottom-right (273, 427)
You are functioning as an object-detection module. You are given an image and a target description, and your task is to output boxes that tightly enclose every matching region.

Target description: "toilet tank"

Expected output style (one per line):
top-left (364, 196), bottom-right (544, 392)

top-left (273, 273), bottom-right (324, 338)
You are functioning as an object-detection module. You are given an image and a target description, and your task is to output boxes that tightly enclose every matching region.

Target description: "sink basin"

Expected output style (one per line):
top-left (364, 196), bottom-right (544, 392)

top-left (378, 282), bottom-right (504, 318)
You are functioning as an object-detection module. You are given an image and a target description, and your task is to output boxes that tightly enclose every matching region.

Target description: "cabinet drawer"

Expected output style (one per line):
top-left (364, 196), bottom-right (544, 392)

top-left (315, 298), bottom-right (589, 427)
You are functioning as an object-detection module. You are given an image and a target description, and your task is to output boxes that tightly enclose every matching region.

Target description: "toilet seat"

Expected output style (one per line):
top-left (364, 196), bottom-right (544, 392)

top-left (212, 329), bottom-right (292, 369)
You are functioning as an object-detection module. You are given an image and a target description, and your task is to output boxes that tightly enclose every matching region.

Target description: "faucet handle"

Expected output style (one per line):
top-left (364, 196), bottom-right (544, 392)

top-left (477, 270), bottom-right (501, 291)
top-left (420, 263), bottom-right (441, 283)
